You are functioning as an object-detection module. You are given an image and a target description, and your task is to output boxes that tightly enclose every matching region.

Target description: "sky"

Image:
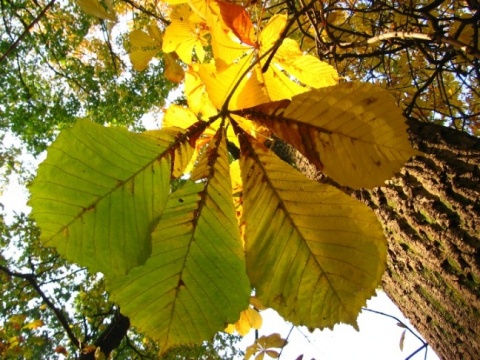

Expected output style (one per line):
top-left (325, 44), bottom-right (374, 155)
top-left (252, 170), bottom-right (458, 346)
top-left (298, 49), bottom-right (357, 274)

top-left (237, 291), bottom-right (439, 360)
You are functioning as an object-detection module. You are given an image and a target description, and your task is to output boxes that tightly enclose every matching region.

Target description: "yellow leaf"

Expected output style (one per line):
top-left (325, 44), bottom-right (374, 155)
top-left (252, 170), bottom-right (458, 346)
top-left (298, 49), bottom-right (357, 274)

top-left (245, 307), bottom-right (263, 330)
top-left (265, 350), bottom-right (280, 358)
top-left (239, 82), bottom-right (419, 188)
top-left (8, 314), bottom-right (26, 326)
top-left (250, 296), bottom-right (266, 310)
top-left (245, 342), bottom-right (260, 360)
top-left (94, 346), bottom-right (106, 360)
top-left (190, 126), bottom-right (222, 180)
top-left (399, 329), bottom-right (406, 351)
top-left (231, 62), bottom-right (271, 109)
top-left (128, 26), bottom-right (162, 71)
top-left (231, 114), bottom-right (271, 143)
top-left (229, 159), bottom-right (242, 194)
top-left (164, 52), bottom-right (185, 82)
top-left (22, 319), bottom-right (44, 330)
top-left (163, 106), bottom-right (207, 176)
top-left (224, 323), bottom-right (236, 333)
top-left (209, 13), bottom-right (250, 69)
top-left (163, 105), bottom-right (199, 128)
top-left (259, 14), bottom-right (286, 50)
top-left (251, 64), bottom-right (306, 102)
top-left (260, 333), bottom-right (287, 349)
top-left (147, 21), bottom-right (163, 40)
top-left (197, 57), bottom-right (255, 109)
top-left (196, 13), bottom-right (323, 111)
top-left (185, 65), bottom-right (218, 117)
top-left (229, 307), bottom-right (262, 336)
top-left (129, 29), bottom-right (161, 48)
top-left (217, 1), bottom-right (256, 46)
top-left (197, 53), bottom-right (299, 110)
top-left (188, 0), bottom-right (210, 19)
top-left (274, 39), bottom-right (338, 88)
top-left (255, 352), bottom-right (265, 360)
top-left (128, 47), bottom-right (158, 72)
top-left (163, 4), bottom-right (208, 64)
top-left (76, 0), bottom-right (116, 21)
top-left (246, 333), bottom-right (287, 360)
top-left (239, 136), bottom-right (386, 329)
top-left (144, 127), bottom-right (196, 179)
top-left (8, 336), bottom-right (20, 347)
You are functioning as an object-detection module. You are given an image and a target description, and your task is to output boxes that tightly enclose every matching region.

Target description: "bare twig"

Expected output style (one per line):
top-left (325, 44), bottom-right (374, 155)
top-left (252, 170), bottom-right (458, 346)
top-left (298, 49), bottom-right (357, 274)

top-left (277, 325), bottom-right (294, 359)
top-left (361, 307), bottom-right (426, 344)
top-left (337, 31), bottom-right (480, 60)
top-left (0, 0), bottom-right (56, 64)
top-left (0, 264), bottom-right (81, 349)
top-left (120, 0), bottom-right (169, 25)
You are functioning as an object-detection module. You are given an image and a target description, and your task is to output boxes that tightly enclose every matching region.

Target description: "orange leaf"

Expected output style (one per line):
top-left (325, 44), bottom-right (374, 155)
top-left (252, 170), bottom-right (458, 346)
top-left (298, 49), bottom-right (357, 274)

top-left (55, 345), bottom-right (68, 355)
top-left (217, 1), bottom-right (256, 46)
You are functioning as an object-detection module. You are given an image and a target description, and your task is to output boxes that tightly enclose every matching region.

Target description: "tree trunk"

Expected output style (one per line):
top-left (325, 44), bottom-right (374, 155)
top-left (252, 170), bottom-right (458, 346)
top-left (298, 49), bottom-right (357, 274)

top-left (272, 118), bottom-right (480, 359)
top-left (80, 311), bottom-right (130, 360)
top-left (366, 119), bottom-right (480, 360)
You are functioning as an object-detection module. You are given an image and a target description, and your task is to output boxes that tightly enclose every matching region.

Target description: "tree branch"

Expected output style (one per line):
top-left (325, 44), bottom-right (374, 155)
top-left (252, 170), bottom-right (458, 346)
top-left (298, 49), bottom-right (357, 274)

top-left (361, 308), bottom-right (429, 360)
top-left (337, 31), bottom-right (480, 60)
top-left (0, 0), bottom-right (56, 64)
top-left (0, 264), bottom-right (81, 349)
top-left (79, 310), bottom-right (130, 360)
top-left (120, 0), bottom-right (169, 24)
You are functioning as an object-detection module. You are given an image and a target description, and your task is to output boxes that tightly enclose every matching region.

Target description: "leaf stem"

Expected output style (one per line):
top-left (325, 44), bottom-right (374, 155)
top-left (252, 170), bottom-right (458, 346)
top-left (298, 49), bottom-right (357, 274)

top-left (220, 2), bottom-right (316, 114)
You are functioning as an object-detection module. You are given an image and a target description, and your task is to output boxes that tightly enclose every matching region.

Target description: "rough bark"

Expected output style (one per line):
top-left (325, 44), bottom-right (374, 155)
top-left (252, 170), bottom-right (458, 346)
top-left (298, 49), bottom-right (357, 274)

top-left (368, 119), bottom-right (480, 360)
top-left (271, 118), bottom-right (480, 360)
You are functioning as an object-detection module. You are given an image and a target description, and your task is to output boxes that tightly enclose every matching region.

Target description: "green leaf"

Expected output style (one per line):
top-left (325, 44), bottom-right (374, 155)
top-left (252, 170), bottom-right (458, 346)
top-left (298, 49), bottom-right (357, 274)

top-left (107, 126), bottom-right (250, 352)
top-left (239, 136), bottom-right (386, 329)
top-left (239, 82), bottom-right (419, 188)
top-left (29, 120), bottom-right (185, 276)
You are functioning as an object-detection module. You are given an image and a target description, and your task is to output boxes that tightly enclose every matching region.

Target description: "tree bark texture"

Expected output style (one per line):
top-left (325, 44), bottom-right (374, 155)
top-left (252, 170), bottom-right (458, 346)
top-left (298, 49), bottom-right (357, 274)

top-left (272, 119), bottom-right (479, 359)
top-left (368, 119), bottom-right (480, 360)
